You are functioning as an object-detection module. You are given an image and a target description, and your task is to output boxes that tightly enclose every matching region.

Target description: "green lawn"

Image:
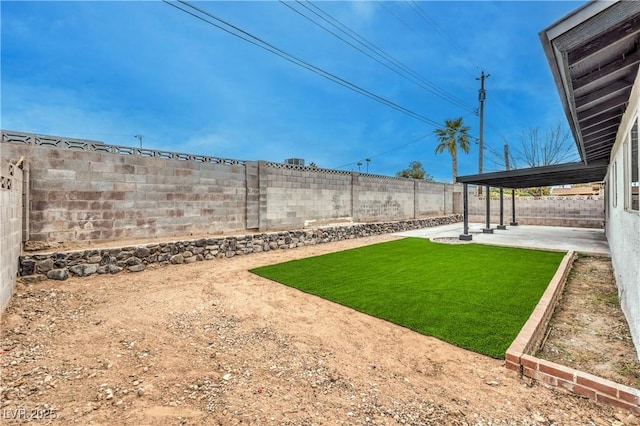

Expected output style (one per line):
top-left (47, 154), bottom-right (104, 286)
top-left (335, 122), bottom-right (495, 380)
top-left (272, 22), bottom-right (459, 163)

top-left (250, 238), bottom-right (565, 358)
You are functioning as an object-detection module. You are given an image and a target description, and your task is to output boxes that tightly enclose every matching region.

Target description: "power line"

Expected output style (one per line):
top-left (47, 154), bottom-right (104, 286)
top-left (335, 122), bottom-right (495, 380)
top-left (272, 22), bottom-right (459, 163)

top-left (335, 110), bottom-right (480, 171)
top-left (281, 1), bottom-right (475, 113)
top-left (404, 0), bottom-right (483, 73)
top-left (333, 132), bottom-right (431, 170)
top-left (163, 0), bottom-right (443, 128)
top-left (378, 0), bottom-right (522, 158)
top-left (376, 1), bottom-right (480, 80)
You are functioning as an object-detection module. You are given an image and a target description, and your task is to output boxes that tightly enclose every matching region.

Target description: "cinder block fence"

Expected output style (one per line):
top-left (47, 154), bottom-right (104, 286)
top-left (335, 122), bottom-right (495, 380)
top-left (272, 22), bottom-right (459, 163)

top-left (2, 130), bottom-right (604, 247)
top-left (2, 130), bottom-right (463, 245)
top-left (0, 160), bottom-right (23, 312)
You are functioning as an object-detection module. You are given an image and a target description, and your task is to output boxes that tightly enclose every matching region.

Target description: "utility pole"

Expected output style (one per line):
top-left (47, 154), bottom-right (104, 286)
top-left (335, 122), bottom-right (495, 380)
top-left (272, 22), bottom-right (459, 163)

top-left (504, 144), bottom-right (510, 171)
top-left (134, 134), bottom-right (143, 148)
top-left (477, 71), bottom-right (489, 195)
top-left (365, 158), bottom-right (371, 173)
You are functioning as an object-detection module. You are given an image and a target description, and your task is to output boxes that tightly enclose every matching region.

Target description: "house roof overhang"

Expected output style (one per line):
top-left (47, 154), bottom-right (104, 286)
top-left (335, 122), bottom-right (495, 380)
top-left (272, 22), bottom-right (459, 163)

top-left (459, 0), bottom-right (640, 188)
top-left (539, 0), bottom-right (640, 165)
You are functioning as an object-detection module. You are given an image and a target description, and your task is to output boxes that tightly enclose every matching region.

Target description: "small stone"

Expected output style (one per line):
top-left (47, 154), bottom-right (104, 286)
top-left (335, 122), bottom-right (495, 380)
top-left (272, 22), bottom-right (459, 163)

top-left (126, 257), bottom-right (142, 266)
top-left (35, 258), bottom-right (55, 273)
top-left (170, 254), bottom-right (184, 264)
top-left (137, 388), bottom-right (145, 397)
top-left (47, 268), bottom-right (69, 281)
top-left (486, 381), bottom-right (499, 386)
top-left (105, 388), bottom-right (114, 400)
top-left (20, 259), bottom-right (36, 275)
top-left (128, 264), bottom-right (146, 272)
top-left (107, 264), bottom-right (123, 274)
top-left (222, 373), bottom-right (232, 381)
top-left (625, 415), bottom-right (639, 425)
top-left (69, 263), bottom-right (99, 277)
top-left (20, 274), bottom-right (47, 284)
top-left (97, 265), bottom-right (122, 274)
top-left (532, 414), bottom-right (546, 423)
top-left (135, 247), bottom-right (150, 257)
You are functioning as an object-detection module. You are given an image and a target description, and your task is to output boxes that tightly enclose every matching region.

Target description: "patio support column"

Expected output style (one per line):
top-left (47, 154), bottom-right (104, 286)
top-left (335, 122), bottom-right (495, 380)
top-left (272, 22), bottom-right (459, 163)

top-left (483, 185), bottom-right (493, 233)
top-left (510, 189), bottom-right (519, 226)
top-left (459, 183), bottom-right (472, 241)
top-left (497, 188), bottom-right (507, 230)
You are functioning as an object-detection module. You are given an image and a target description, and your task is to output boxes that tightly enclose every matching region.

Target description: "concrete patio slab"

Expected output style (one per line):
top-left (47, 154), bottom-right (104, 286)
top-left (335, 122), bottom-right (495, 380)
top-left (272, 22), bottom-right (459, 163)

top-left (394, 223), bottom-right (610, 256)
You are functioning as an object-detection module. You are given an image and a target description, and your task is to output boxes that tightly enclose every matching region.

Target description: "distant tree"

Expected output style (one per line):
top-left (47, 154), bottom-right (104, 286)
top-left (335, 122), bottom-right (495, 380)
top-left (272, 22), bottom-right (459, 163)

top-left (434, 117), bottom-right (470, 184)
top-left (502, 123), bottom-right (578, 196)
top-left (396, 161), bottom-right (433, 180)
top-left (309, 162), bottom-right (318, 168)
top-left (509, 123), bottom-right (578, 169)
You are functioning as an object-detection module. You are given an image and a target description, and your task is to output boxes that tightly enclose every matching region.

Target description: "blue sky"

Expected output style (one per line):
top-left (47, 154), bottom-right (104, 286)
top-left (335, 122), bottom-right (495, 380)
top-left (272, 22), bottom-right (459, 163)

top-left (1, 1), bottom-right (583, 182)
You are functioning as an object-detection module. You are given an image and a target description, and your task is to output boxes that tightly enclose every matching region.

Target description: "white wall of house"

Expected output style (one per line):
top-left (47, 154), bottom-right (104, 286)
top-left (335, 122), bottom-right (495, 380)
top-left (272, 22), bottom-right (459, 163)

top-left (606, 69), bottom-right (640, 360)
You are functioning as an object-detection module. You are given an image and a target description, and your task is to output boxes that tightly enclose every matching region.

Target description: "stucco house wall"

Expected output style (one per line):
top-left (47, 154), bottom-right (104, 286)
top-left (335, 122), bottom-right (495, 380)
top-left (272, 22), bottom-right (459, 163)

top-left (606, 69), bottom-right (640, 358)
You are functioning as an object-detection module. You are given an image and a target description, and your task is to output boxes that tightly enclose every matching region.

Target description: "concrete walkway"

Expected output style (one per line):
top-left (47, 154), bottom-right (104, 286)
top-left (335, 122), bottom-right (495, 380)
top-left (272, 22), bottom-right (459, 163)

top-left (394, 223), bottom-right (610, 256)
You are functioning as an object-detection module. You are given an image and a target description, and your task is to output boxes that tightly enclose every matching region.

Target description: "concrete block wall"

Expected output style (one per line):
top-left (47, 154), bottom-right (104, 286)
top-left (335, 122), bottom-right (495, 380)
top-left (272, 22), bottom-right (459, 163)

top-left (246, 161), bottom-right (260, 230)
top-left (258, 163), bottom-right (458, 230)
top-left (468, 194), bottom-right (604, 228)
top-left (1, 158), bottom-right (23, 312)
top-left (1, 131), bottom-right (608, 248)
top-left (2, 133), bottom-right (461, 241)
top-left (3, 142), bottom-right (248, 242)
top-left (416, 180), bottom-right (462, 216)
top-left (259, 163), bottom-right (353, 230)
top-left (353, 174), bottom-right (415, 222)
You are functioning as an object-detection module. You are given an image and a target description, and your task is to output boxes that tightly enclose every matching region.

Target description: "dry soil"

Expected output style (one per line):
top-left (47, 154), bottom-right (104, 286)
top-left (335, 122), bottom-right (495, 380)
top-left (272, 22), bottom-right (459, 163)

top-left (1, 234), bottom-right (638, 425)
top-left (538, 255), bottom-right (640, 389)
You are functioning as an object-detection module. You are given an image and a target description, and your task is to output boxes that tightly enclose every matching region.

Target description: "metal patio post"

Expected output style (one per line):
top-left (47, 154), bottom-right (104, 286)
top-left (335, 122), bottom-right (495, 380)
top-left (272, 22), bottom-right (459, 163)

top-left (498, 188), bottom-right (507, 230)
top-left (483, 185), bottom-right (493, 233)
top-left (510, 189), bottom-right (518, 226)
top-left (460, 183), bottom-right (472, 240)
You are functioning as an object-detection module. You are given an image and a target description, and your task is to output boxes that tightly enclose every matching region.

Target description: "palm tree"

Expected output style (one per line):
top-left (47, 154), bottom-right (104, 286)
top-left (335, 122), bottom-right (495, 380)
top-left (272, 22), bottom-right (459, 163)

top-left (434, 117), bottom-right (471, 184)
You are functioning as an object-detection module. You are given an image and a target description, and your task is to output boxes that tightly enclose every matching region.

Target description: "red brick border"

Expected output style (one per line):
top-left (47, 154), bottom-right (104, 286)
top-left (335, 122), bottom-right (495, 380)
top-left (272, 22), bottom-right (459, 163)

top-left (505, 250), bottom-right (640, 414)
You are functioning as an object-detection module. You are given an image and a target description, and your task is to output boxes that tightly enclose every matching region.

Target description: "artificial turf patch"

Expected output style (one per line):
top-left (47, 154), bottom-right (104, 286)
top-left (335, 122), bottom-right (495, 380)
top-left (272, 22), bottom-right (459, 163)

top-left (250, 238), bottom-right (565, 358)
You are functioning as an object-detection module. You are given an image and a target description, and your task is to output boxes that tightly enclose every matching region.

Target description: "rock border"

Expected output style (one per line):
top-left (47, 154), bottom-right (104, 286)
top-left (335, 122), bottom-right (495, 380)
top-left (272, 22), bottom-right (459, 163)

top-left (19, 215), bottom-right (461, 282)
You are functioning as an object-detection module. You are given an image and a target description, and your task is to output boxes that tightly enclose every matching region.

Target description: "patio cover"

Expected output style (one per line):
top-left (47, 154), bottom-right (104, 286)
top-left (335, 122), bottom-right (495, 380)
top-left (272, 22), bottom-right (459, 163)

top-left (457, 161), bottom-right (608, 189)
top-left (455, 1), bottom-right (640, 239)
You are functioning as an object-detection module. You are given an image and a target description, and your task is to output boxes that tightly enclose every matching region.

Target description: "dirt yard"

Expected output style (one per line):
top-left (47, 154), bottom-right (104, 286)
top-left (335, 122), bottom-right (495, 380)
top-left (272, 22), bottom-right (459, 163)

top-left (538, 255), bottom-right (640, 389)
top-left (1, 234), bottom-right (639, 425)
